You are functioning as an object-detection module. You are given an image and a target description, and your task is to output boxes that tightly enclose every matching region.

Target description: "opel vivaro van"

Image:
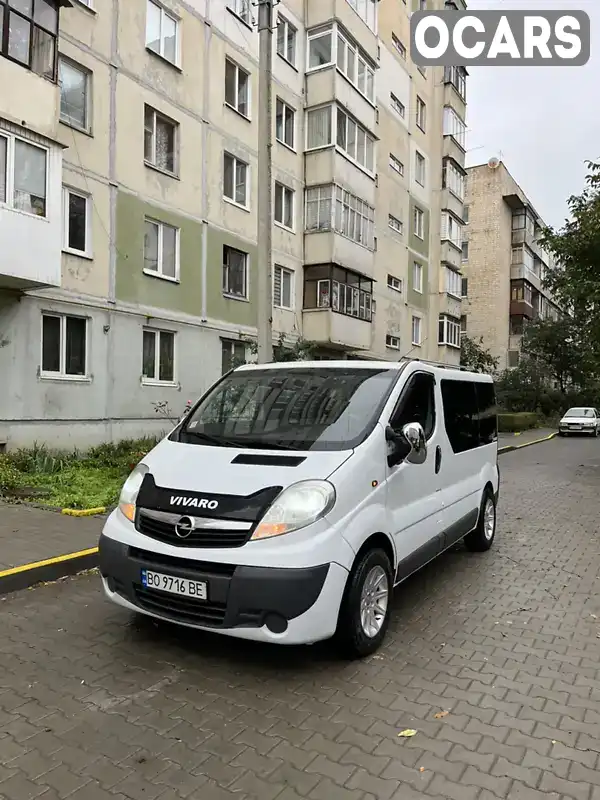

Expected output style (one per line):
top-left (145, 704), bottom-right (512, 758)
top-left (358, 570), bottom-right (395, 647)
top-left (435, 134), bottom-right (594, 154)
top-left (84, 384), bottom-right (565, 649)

top-left (99, 359), bottom-right (499, 657)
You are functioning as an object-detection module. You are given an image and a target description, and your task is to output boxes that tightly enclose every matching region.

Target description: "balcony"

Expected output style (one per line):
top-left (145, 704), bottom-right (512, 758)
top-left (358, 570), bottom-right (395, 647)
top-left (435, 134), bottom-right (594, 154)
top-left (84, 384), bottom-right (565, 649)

top-left (303, 308), bottom-right (372, 350)
top-left (306, 67), bottom-right (377, 134)
top-left (441, 240), bottom-right (462, 270)
top-left (305, 231), bottom-right (375, 279)
top-left (0, 124), bottom-right (63, 291)
top-left (443, 134), bottom-right (465, 167)
top-left (305, 147), bottom-right (376, 207)
top-left (510, 299), bottom-right (534, 318)
top-left (511, 227), bottom-right (540, 252)
top-left (306, 0), bottom-right (378, 63)
top-left (510, 264), bottom-right (542, 293)
top-left (440, 187), bottom-right (464, 221)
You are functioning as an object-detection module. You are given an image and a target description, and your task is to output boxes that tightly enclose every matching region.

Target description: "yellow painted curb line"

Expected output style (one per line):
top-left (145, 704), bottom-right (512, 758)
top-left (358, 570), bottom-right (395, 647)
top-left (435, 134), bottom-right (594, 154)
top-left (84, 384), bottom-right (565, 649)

top-left (62, 507), bottom-right (106, 516)
top-left (514, 432), bottom-right (558, 449)
top-left (0, 547), bottom-right (99, 580)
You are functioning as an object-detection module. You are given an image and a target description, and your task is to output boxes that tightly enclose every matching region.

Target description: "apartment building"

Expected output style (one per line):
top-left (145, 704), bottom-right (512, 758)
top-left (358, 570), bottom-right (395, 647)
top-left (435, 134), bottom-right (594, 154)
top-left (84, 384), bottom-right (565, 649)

top-left (462, 161), bottom-right (561, 371)
top-left (0, 0), bottom-right (467, 449)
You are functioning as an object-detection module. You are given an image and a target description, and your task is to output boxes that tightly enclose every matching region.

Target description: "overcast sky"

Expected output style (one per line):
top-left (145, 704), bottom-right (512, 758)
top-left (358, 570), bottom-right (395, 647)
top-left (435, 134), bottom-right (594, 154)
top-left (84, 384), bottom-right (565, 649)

top-left (464, 0), bottom-right (599, 228)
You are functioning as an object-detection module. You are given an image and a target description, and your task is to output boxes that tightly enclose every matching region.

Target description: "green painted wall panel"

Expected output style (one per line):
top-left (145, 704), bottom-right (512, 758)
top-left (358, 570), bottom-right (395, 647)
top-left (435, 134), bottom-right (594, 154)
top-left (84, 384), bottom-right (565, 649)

top-left (205, 227), bottom-right (257, 327)
top-left (407, 254), bottom-right (429, 309)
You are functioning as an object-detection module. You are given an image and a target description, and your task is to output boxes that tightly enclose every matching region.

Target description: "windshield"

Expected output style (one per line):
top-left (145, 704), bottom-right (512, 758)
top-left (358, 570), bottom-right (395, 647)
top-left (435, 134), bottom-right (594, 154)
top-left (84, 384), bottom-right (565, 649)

top-left (176, 367), bottom-right (400, 451)
top-left (564, 408), bottom-right (594, 417)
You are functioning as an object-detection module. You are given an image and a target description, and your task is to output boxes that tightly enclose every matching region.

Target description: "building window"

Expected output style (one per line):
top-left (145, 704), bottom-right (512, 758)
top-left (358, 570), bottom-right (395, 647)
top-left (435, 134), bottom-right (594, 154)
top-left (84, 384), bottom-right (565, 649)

top-left (0, 133), bottom-right (48, 217)
top-left (389, 154), bottom-right (404, 176)
top-left (443, 106), bottom-right (466, 149)
top-left (416, 96), bottom-right (426, 131)
top-left (411, 316), bottom-right (422, 346)
top-left (274, 181), bottom-right (294, 230)
top-left (221, 339), bottom-right (246, 374)
top-left (336, 31), bottom-right (375, 103)
top-left (274, 264), bottom-right (293, 309)
top-left (142, 328), bottom-right (175, 384)
top-left (277, 15), bottom-right (296, 66)
top-left (307, 26), bottom-right (333, 69)
top-left (305, 184), bottom-right (332, 231)
top-left (63, 187), bottom-right (91, 256)
top-left (441, 211), bottom-right (463, 248)
top-left (460, 314), bottom-right (467, 333)
top-left (386, 334), bottom-right (400, 350)
top-left (444, 65), bottom-right (466, 100)
top-left (58, 58), bottom-right (91, 131)
top-left (1, 0), bottom-right (58, 79)
top-left (461, 277), bottom-right (468, 297)
top-left (336, 107), bottom-right (375, 172)
top-left (442, 159), bottom-right (465, 200)
top-left (463, 204), bottom-right (469, 224)
top-left (387, 274), bottom-right (402, 293)
top-left (223, 245), bottom-right (248, 299)
top-left (334, 185), bottom-right (374, 247)
top-left (144, 105), bottom-right (177, 174)
top-left (306, 105), bottom-right (333, 149)
top-left (390, 93), bottom-right (405, 119)
top-left (392, 33), bottom-right (406, 59)
top-left (413, 206), bottom-right (424, 239)
top-left (225, 58), bottom-right (250, 118)
top-left (461, 241), bottom-right (468, 261)
top-left (438, 315), bottom-right (461, 348)
top-left (415, 151), bottom-right (426, 186)
top-left (223, 152), bottom-right (249, 208)
top-left (303, 264), bottom-right (373, 321)
top-left (412, 261), bottom-right (423, 293)
top-left (275, 98), bottom-right (295, 149)
top-left (388, 214), bottom-right (403, 235)
top-left (143, 218), bottom-right (179, 280)
top-left (345, 0), bottom-right (377, 32)
top-left (41, 313), bottom-right (87, 378)
top-left (445, 266), bottom-right (461, 298)
top-left (146, 0), bottom-right (178, 65)
top-left (227, 0), bottom-right (251, 26)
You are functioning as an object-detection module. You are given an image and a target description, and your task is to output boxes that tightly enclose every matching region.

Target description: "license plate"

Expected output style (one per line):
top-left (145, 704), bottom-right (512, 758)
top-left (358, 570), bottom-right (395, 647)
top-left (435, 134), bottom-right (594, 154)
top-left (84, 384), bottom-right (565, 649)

top-left (141, 569), bottom-right (207, 600)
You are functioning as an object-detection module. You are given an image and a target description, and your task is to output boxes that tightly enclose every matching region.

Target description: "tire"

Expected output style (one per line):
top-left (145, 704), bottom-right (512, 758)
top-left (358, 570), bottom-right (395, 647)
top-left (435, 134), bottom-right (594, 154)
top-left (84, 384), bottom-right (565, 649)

top-left (335, 548), bottom-right (393, 659)
top-left (558, 431), bottom-right (565, 437)
top-left (464, 489), bottom-right (496, 553)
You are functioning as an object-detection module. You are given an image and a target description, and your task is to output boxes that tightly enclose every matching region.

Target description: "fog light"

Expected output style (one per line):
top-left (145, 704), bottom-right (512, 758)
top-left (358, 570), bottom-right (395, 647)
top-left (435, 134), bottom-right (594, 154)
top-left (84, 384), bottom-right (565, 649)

top-left (264, 613), bottom-right (288, 634)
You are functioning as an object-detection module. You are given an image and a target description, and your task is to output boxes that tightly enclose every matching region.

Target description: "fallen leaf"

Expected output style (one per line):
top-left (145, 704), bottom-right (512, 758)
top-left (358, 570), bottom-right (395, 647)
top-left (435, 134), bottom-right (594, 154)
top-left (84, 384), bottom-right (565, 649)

top-left (419, 767), bottom-right (425, 772)
top-left (398, 729), bottom-right (417, 738)
top-left (551, 740), bottom-right (557, 745)
top-left (434, 710), bottom-right (449, 719)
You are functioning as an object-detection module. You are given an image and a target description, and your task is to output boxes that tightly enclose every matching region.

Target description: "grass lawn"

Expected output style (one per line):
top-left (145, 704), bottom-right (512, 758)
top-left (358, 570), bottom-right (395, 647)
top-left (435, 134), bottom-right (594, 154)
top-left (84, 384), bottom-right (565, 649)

top-left (0, 439), bottom-right (157, 510)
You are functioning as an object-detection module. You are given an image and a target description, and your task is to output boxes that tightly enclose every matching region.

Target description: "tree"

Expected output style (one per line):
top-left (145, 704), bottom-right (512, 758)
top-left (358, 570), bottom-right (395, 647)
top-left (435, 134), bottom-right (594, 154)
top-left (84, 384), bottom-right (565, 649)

top-left (460, 335), bottom-right (499, 373)
top-left (520, 316), bottom-right (591, 393)
top-left (541, 159), bottom-right (600, 368)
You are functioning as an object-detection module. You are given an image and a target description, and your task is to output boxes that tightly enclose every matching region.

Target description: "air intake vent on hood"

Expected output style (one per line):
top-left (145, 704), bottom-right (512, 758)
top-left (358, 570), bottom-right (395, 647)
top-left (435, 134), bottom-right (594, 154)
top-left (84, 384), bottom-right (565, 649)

top-left (231, 454), bottom-right (306, 467)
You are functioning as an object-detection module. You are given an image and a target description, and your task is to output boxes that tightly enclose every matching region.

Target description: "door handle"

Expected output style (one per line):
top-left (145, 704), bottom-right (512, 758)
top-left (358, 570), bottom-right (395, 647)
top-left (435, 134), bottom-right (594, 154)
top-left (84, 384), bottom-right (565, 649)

top-left (435, 445), bottom-right (442, 474)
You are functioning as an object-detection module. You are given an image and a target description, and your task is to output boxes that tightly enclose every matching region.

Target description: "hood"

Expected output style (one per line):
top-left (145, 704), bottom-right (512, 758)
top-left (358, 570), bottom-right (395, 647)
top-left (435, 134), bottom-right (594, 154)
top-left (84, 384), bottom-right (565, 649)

top-left (139, 437), bottom-right (353, 497)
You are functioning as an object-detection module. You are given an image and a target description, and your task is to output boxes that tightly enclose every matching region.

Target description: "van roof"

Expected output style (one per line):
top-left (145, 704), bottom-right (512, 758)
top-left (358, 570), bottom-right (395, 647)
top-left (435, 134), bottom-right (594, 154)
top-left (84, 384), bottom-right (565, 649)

top-left (234, 359), bottom-right (493, 381)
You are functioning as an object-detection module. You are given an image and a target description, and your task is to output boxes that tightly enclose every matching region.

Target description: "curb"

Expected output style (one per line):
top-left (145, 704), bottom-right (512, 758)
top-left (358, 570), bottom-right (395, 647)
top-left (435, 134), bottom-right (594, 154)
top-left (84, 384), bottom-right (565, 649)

top-left (0, 547), bottom-right (99, 596)
top-left (498, 431), bottom-right (558, 454)
top-left (62, 507), bottom-right (106, 517)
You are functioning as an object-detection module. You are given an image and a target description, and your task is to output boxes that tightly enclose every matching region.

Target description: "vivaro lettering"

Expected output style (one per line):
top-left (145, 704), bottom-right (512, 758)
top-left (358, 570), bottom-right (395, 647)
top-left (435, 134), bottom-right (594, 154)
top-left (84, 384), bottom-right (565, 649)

top-left (169, 496), bottom-right (219, 510)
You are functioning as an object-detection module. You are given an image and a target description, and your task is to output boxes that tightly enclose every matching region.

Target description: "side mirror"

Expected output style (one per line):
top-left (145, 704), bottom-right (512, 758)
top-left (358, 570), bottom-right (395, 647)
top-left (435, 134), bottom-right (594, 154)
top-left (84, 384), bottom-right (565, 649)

top-left (402, 422), bottom-right (427, 464)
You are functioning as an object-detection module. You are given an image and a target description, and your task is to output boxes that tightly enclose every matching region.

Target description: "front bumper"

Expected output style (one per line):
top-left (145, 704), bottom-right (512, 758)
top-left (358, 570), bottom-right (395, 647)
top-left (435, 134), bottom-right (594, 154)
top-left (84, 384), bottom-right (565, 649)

top-left (98, 534), bottom-right (347, 644)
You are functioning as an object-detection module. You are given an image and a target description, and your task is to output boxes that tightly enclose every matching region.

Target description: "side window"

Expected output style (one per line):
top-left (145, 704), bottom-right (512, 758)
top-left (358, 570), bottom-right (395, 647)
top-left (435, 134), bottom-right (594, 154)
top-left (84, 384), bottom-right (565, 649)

top-left (390, 372), bottom-right (436, 440)
top-left (475, 382), bottom-right (497, 445)
top-left (441, 379), bottom-right (479, 453)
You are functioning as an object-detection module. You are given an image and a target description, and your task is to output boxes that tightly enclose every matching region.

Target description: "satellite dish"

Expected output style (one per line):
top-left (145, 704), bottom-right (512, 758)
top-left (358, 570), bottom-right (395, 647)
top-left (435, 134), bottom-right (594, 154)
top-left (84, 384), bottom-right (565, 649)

top-left (488, 156), bottom-right (500, 169)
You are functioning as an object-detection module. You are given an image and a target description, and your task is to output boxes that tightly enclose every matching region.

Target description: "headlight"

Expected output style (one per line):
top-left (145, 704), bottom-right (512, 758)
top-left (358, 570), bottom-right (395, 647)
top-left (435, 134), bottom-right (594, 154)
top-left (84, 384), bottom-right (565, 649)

top-left (118, 464), bottom-right (149, 523)
top-left (250, 480), bottom-right (336, 541)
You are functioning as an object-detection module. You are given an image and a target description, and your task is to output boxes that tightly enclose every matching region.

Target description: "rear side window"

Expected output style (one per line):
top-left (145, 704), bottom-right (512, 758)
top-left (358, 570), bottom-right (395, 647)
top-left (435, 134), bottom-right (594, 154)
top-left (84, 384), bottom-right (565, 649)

top-left (441, 379), bottom-right (497, 453)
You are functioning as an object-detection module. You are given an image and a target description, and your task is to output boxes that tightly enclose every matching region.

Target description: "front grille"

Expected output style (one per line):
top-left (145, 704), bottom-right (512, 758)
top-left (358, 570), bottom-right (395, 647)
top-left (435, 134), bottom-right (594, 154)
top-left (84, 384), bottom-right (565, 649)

top-left (136, 509), bottom-right (251, 548)
top-left (129, 547), bottom-right (237, 577)
top-left (133, 584), bottom-right (227, 627)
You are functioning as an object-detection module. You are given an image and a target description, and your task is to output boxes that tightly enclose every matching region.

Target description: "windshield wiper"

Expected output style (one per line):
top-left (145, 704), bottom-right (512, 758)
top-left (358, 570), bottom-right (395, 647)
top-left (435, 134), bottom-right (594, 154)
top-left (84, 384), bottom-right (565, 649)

top-left (232, 438), bottom-right (307, 451)
top-left (182, 430), bottom-right (240, 448)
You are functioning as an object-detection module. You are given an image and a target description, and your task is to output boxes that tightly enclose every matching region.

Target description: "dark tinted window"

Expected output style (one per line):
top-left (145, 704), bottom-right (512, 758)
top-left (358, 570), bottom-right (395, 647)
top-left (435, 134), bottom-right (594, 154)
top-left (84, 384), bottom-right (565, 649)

top-left (441, 379), bottom-right (479, 453)
top-left (178, 367), bottom-right (399, 451)
top-left (475, 382), bottom-right (497, 445)
top-left (390, 372), bottom-right (436, 440)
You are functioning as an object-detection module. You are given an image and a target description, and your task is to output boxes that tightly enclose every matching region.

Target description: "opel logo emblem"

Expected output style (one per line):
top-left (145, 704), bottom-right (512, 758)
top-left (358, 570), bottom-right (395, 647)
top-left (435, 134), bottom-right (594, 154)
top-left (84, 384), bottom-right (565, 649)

top-left (175, 515), bottom-right (195, 539)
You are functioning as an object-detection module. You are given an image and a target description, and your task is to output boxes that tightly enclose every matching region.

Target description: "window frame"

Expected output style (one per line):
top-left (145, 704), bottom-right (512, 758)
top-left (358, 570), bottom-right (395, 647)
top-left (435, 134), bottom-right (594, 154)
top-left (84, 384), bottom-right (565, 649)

top-left (413, 206), bottom-right (425, 240)
top-left (0, 0), bottom-right (59, 81)
top-left (307, 26), bottom-right (334, 71)
top-left (412, 261), bottom-right (423, 294)
top-left (335, 106), bottom-right (375, 174)
top-left (388, 214), bottom-right (403, 235)
top-left (441, 211), bottom-right (463, 249)
top-left (389, 153), bottom-right (404, 176)
top-left (390, 371), bottom-right (436, 441)
top-left (390, 93), bottom-right (405, 119)
top-left (221, 338), bottom-right (247, 374)
top-left (275, 97), bottom-right (296, 150)
top-left (414, 150), bottom-right (426, 187)
top-left (442, 158), bottom-right (465, 201)
top-left (143, 217), bottom-right (180, 282)
top-left (143, 104), bottom-right (178, 176)
top-left (276, 14), bottom-right (297, 67)
top-left (387, 274), bottom-right (402, 293)
top-left (386, 333), bottom-right (400, 350)
top-left (145, 0), bottom-right (180, 67)
top-left (224, 57), bottom-right (251, 119)
top-left (416, 96), bottom-right (426, 132)
top-left (58, 56), bottom-right (92, 132)
top-left (274, 181), bottom-right (295, 231)
top-left (226, 0), bottom-right (251, 27)
top-left (303, 264), bottom-right (373, 322)
top-left (223, 151), bottom-right (249, 209)
top-left (222, 244), bottom-right (249, 301)
top-left (62, 186), bottom-right (92, 258)
top-left (392, 33), bottom-right (406, 59)
top-left (438, 314), bottom-right (461, 348)
top-left (443, 106), bottom-right (466, 150)
top-left (336, 29), bottom-right (375, 104)
top-left (445, 266), bottom-right (461, 299)
top-left (411, 315), bottom-right (422, 346)
top-left (273, 264), bottom-right (294, 310)
top-left (0, 129), bottom-right (49, 218)
top-left (40, 312), bottom-right (89, 381)
top-left (142, 327), bottom-right (177, 385)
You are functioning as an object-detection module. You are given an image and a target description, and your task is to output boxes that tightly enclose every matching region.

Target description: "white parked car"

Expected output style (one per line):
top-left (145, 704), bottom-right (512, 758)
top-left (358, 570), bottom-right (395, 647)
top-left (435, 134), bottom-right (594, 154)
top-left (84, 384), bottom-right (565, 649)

top-left (558, 407), bottom-right (600, 436)
top-left (99, 359), bottom-right (499, 658)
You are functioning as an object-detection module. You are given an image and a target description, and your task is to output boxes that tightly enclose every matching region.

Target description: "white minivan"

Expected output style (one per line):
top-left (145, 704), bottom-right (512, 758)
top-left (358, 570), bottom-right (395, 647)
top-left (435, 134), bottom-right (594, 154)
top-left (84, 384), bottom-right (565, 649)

top-left (99, 359), bottom-right (499, 658)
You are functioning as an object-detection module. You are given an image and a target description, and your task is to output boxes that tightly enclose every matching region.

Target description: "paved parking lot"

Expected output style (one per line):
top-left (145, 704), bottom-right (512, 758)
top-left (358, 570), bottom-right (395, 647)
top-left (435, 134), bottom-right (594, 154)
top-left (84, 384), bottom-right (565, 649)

top-left (1, 436), bottom-right (600, 800)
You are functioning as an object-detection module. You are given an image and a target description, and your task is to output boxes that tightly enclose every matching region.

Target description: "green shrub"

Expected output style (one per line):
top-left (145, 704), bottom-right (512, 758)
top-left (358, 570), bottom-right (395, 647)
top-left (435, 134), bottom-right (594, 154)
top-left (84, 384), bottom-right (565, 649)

top-left (0, 455), bottom-right (22, 492)
top-left (498, 412), bottom-right (539, 432)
